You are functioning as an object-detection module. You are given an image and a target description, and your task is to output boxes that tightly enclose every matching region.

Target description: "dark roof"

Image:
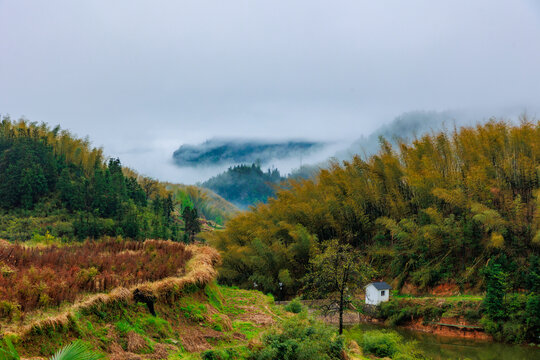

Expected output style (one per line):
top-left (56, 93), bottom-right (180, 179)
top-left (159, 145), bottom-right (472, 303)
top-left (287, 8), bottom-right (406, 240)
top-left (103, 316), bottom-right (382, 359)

top-left (367, 281), bottom-right (392, 290)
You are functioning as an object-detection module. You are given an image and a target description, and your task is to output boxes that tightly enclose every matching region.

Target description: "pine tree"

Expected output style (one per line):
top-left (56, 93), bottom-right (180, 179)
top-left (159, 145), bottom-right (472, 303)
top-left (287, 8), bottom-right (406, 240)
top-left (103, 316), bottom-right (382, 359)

top-left (182, 206), bottom-right (201, 242)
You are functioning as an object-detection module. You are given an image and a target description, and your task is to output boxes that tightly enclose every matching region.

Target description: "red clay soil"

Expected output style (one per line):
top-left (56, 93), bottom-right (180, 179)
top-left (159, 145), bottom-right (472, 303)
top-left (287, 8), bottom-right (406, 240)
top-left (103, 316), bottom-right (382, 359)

top-left (430, 283), bottom-right (460, 296)
top-left (400, 282), bottom-right (462, 296)
top-left (318, 310), bottom-right (492, 341)
top-left (404, 317), bottom-right (492, 341)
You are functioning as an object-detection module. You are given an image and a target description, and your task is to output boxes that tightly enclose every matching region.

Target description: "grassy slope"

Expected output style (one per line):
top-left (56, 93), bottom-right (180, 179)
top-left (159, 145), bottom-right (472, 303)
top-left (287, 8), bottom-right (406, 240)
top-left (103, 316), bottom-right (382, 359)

top-left (0, 241), bottom-right (282, 359)
top-left (13, 283), bottom-right (282, 359)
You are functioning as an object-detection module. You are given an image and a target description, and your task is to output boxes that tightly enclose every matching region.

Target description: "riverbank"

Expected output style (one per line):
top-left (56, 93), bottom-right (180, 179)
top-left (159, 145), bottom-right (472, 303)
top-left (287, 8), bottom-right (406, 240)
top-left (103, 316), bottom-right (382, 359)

top-left (344, 323), bottom-right (540, 360)
top-left (284, 295), bottom-right (492, 341)
top-left (315, 308), bottom-right (492, 341)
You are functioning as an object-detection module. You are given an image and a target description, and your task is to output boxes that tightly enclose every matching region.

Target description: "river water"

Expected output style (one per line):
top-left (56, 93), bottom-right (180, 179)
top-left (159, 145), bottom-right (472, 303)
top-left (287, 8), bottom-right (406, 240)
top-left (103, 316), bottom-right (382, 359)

top-left (347, 323), bottom-right (540, 360)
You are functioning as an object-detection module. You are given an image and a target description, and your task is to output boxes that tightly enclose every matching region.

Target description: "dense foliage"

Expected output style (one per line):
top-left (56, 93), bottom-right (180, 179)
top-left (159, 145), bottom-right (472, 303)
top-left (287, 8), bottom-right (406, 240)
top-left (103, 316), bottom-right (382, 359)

top-left (249, 313), bottom-right (345, 360)
top-left (0, 117), bottom-right (183, 241)
top-left (202, 164), bottom-right (284, 208)
top-left (0, 239), bottom-right (190, 313)
top-left (344, 327), bottom-right (427, 360)
top-left (481, 256), bottom-right (540, 342)
top-left (211, 119), bottom-right (540, 297)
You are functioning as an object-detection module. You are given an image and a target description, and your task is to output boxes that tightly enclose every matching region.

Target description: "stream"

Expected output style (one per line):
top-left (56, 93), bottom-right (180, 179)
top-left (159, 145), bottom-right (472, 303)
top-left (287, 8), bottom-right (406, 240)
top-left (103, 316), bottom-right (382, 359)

top-left (346, 323), bottom-right (540, 360)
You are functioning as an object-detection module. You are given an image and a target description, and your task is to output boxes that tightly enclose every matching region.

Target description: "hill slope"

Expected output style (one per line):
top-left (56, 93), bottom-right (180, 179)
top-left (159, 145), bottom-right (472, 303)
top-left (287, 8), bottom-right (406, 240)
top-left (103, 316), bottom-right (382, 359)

top-left (201, 164), bottom-right (284, 208)
top-left (211, 119), bottom-right (540, 295)
top-left (0, 117), bottom-right (233, 242)
top-left (0, 241), bottom-right (281, 358)
top-left (0, 117), bottom-right (184, 242)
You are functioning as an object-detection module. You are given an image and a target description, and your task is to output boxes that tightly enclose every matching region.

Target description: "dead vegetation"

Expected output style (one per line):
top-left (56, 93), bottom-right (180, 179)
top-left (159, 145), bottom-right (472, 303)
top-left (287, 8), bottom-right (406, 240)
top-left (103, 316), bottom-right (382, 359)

top-left (0, 239), bottom-right (191, 313)
top-left (1, 243), bottom-right (285, 360)
top-left (0, 243), bottom-right (220, 341)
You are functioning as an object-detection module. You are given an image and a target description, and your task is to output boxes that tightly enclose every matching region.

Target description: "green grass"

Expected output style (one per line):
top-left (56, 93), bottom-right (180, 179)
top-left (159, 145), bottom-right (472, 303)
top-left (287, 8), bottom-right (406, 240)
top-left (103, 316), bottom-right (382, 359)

top-left (180, 301), bottom-right (207, 322)
top-left (9, 283), bottom-right (281, 359)
top-left (232, 321), bottom-right (259, 340)
top-left (392, 293), bottom-right (483, 302)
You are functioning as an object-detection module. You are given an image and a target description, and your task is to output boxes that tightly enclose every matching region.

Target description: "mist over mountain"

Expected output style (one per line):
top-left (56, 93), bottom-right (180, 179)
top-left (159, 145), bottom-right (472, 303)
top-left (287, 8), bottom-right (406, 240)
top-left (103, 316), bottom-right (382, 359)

top-left (165, 109), bottom-right (526, 185)
top-left (336, 110), bottom-right (467, 161)
top-left (279, 110), bottom-right (466, 181)
top-left (172, 139), bottom-right (324, 167)
top-left (283, 110), bottom-right (512, 185)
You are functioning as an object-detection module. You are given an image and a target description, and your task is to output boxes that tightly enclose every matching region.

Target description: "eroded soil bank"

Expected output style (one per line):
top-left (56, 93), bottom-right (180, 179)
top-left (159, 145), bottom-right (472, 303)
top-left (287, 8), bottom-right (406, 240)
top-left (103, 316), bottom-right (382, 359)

top-left (316, 310), bottom-right (491, 340)
top-left (345, 322), bottom-right (540, 360)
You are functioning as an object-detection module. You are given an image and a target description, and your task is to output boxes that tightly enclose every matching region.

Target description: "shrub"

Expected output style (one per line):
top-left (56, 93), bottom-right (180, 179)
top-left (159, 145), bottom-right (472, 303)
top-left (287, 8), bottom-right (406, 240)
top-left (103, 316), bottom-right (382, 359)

top-left (526, 293), bottom-right (540, 340)
top-left (501, 321), bottom-right (526, 343)
top-left (250, 313), bottom-right (344, 360)
top-left (345, 327), bottom-right (426, 360)
top-left (202, 349), bottom-right (237, 360)
top-left (464, 308), bottom-right (482, 322)
top-left (0, 301), bottom-right (21, 322)
top-left (360, 330), bottom-right (401, 358)
top-left (284, 298), bottom-right (303, 313)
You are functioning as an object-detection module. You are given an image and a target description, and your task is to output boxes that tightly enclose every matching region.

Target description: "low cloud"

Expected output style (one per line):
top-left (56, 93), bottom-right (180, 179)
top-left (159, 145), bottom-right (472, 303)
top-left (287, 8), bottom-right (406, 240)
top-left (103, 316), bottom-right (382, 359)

top-left (172, 138), bottom-right (325, 167)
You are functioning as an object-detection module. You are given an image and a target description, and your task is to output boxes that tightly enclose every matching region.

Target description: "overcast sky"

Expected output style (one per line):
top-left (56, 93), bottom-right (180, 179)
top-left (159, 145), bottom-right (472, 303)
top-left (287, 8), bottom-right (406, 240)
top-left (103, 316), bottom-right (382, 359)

top-left (1, 1), bottom-right (540, 183)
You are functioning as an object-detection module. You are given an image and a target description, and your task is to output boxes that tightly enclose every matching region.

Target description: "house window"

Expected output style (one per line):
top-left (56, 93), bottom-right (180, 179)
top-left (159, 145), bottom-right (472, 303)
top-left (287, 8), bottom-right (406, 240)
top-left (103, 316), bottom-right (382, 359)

top-left (381, 290), bottom-right (385, 296)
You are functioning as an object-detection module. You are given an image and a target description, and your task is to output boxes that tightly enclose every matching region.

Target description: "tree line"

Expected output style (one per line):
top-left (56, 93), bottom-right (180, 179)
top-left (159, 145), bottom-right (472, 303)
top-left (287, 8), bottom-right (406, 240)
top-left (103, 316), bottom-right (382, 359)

top-left (0, 117), bottom-right (200, 242)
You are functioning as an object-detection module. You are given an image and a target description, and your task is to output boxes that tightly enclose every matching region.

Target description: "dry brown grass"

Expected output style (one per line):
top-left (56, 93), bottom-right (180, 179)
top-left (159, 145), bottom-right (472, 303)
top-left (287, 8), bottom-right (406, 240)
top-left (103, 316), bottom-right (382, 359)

top-left (108, 341), bottom-right (176, 360)
top-left (126, 331), bottom-right (147, 352)
top-left (0, 238), bottom-right (191, 312)
top-left (3, 244), bottom-right (221, 340)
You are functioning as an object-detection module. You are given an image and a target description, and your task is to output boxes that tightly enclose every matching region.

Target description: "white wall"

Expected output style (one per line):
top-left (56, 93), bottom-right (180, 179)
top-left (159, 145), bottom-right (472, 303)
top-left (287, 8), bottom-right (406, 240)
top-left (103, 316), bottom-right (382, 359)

top-left (365, 284), bottom-right (390, 305)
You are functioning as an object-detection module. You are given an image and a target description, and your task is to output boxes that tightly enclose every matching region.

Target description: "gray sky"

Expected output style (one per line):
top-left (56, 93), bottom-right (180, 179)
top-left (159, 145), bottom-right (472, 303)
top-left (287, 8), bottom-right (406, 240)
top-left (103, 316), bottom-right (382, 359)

top-left (1, 1), bottom-right (540, 183)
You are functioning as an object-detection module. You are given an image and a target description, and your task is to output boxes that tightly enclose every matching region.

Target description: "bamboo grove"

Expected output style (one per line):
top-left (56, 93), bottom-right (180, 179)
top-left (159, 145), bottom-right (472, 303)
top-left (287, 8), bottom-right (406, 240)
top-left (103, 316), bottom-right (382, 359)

top-left (0, 117), bottom-right (182, 241)
top-left (211, 119), bottom-right (540, 297)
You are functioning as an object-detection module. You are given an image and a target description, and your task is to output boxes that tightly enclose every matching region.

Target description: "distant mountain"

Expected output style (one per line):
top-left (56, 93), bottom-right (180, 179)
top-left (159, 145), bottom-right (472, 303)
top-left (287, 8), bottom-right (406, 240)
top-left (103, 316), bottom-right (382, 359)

top-left (172, 138), bottom-right (323, 167)
top-left (336, 110), bottom-right (459, 160)
top-left (201, 164), bottom-right (284, 208)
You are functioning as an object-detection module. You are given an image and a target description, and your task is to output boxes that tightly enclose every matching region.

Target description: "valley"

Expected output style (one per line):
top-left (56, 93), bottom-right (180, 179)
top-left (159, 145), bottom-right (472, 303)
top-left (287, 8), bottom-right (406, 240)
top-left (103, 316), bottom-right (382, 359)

top-left (0, 117), bottom-right (539, 359)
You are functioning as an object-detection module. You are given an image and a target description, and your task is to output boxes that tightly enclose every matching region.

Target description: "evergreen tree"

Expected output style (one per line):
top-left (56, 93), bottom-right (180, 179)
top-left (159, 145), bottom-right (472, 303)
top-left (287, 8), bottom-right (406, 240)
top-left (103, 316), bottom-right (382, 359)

top-left (483, 260), bottom-right (508, 320)
top-left (182, 206), bottom-right (201, 242)
top-left (0, 117), bottom-right (182, 242)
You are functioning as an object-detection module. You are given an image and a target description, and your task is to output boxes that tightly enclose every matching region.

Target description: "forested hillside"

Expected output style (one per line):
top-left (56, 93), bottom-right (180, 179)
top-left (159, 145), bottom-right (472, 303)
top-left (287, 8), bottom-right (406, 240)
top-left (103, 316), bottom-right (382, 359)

top-left (211, 119), bottom-right (540, 297)
top-left (0, 117), bottom-right (183, 241)
top-left (202, 164), bottom-right (284, 208)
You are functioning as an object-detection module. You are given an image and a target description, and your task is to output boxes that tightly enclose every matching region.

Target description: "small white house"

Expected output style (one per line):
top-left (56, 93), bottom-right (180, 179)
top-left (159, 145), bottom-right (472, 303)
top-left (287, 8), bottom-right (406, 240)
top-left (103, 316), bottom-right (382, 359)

top-left (365, 281), bottom-right (391, 305)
